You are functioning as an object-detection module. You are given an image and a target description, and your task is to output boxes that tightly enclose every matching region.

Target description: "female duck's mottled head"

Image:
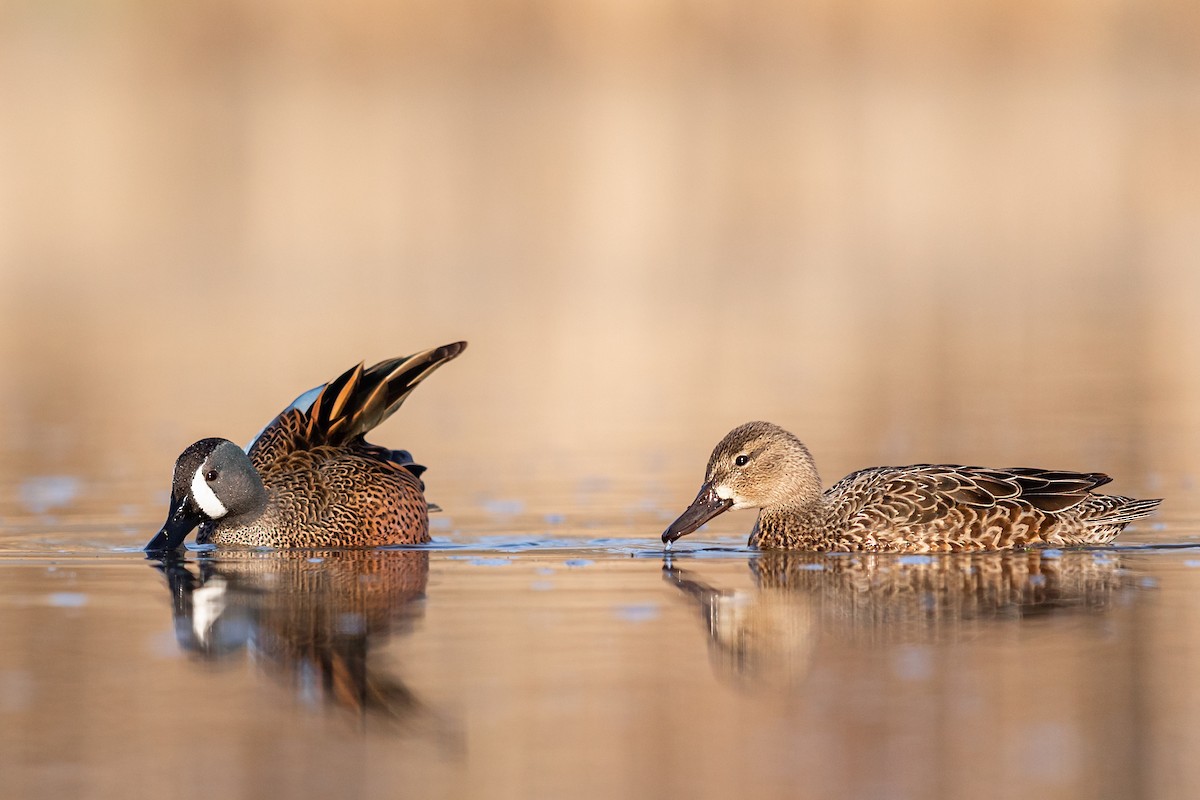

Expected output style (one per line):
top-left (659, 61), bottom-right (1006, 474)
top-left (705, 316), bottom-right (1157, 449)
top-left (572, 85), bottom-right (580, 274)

top-left (662, 422), bottom-right (821, 544)
top-left (145, 438), bottom-right (267, 553)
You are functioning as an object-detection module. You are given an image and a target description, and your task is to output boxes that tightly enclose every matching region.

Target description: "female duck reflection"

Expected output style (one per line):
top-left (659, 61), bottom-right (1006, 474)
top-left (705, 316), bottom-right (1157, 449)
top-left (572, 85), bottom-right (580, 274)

top-left (663, 549), bottom-right (1137, 687)
top-left (150, 549), bottom-right (442, 727)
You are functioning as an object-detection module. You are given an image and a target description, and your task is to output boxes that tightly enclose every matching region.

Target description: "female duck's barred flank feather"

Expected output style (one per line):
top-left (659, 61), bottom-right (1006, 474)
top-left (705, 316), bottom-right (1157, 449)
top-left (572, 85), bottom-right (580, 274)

top-left (664, 421), bottom-right (1162, 553)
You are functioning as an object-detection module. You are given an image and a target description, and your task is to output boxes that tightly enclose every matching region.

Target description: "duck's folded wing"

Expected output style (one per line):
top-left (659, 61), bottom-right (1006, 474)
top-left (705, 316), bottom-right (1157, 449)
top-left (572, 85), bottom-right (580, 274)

top-left (825, 464), bottom-right (1111, 528)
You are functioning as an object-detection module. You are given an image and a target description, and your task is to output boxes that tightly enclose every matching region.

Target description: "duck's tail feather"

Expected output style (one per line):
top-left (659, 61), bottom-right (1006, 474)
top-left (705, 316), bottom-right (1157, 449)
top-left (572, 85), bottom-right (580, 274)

top-left (1102, 497), bottom-right (1162, 525)
top-left (1084, 495), bottom-right (1163, 526)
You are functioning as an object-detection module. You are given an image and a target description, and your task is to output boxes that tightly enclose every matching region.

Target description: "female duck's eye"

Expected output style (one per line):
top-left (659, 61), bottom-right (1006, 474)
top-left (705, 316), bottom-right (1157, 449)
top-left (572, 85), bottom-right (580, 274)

top-left (205, 470), bottom-right (219, 482)
top-left (735, 455), bottom-right (750, 467)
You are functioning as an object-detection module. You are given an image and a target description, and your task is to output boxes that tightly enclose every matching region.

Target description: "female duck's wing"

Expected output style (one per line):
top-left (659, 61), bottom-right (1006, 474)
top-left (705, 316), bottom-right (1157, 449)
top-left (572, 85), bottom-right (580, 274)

top-left (825, 464), bottom-right (1113, 529)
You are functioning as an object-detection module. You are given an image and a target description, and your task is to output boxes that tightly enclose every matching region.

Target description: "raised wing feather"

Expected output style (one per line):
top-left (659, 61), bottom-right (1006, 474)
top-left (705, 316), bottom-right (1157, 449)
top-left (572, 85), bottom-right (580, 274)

top-left (248, 342), bottom-right (467, 476)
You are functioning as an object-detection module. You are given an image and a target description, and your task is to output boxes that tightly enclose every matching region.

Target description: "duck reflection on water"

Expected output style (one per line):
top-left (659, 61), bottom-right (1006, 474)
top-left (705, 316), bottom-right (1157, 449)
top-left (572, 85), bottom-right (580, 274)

top-left (663, 549), bottom-right (1138, 687)
top-left (149, 548), bottom-right (438, 726)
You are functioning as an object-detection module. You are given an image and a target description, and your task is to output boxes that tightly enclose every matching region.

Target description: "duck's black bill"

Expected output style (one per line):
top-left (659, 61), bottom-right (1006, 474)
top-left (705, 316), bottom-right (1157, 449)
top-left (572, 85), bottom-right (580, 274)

top-left (145, 493), bottom-right (203, 553)
top-left (662, 482), bottom-right (733, 544)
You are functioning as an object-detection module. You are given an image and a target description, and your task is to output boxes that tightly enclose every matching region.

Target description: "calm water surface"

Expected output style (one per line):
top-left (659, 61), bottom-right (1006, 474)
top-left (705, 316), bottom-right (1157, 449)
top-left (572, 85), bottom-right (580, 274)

top-left (2, 482), bottom-right (1199, 800)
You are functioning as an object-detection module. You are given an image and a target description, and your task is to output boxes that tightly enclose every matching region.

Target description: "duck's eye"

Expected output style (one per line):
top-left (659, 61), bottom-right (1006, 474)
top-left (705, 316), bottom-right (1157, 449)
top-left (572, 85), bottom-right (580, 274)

top-left (205, 470), bottom-right (219, 482)
top-left (735, 455), bottom-right (750, 467)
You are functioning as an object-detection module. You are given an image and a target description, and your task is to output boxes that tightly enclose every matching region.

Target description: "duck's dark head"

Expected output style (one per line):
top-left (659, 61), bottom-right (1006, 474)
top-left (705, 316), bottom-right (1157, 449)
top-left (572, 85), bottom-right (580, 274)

top-left (145, 438), bottom-right (266, 553)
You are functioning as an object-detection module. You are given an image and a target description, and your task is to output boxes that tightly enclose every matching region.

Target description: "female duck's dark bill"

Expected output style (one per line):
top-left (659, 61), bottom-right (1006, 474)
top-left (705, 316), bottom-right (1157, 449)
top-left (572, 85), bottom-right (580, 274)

top-left (145, 493), bottom-right (205, 553)
top-left (662, 482), bottom-right (734, 544)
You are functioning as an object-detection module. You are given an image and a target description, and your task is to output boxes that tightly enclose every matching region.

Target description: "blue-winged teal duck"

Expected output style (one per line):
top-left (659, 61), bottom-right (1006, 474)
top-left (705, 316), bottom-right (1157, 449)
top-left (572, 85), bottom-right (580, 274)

top-left (145, 342), bottom-right (466, 552)
top-left (663, 421), bottom-right (1161, 552)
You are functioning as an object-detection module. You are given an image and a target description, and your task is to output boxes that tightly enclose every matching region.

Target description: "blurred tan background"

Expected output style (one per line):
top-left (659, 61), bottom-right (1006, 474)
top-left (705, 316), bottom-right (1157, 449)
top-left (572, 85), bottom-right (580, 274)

top-left (2, 0), bottom-right (1198, 512)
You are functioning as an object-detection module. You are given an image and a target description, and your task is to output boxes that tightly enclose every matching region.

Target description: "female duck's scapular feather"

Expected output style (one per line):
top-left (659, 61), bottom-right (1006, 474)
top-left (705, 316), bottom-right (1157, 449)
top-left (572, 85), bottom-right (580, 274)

top-left (663, 421), bottom-right (1162, 553)
top-left (146, 342), bottom-right (466, 552)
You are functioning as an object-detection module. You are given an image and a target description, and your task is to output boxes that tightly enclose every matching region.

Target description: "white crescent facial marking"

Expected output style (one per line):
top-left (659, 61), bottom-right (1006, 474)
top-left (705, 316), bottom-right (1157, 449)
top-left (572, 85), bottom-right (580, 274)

top-left (191, 464), bottom-right (229, 519)
top-left (714, 485), bottom-right (734, 500)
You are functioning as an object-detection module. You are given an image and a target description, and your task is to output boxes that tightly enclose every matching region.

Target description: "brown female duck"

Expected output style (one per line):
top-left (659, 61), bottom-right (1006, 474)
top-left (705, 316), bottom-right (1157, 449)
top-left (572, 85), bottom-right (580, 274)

top-left (663, 421), bottom-right (1161, 552)
top-left (146, 342), bottom-right (466, 552)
